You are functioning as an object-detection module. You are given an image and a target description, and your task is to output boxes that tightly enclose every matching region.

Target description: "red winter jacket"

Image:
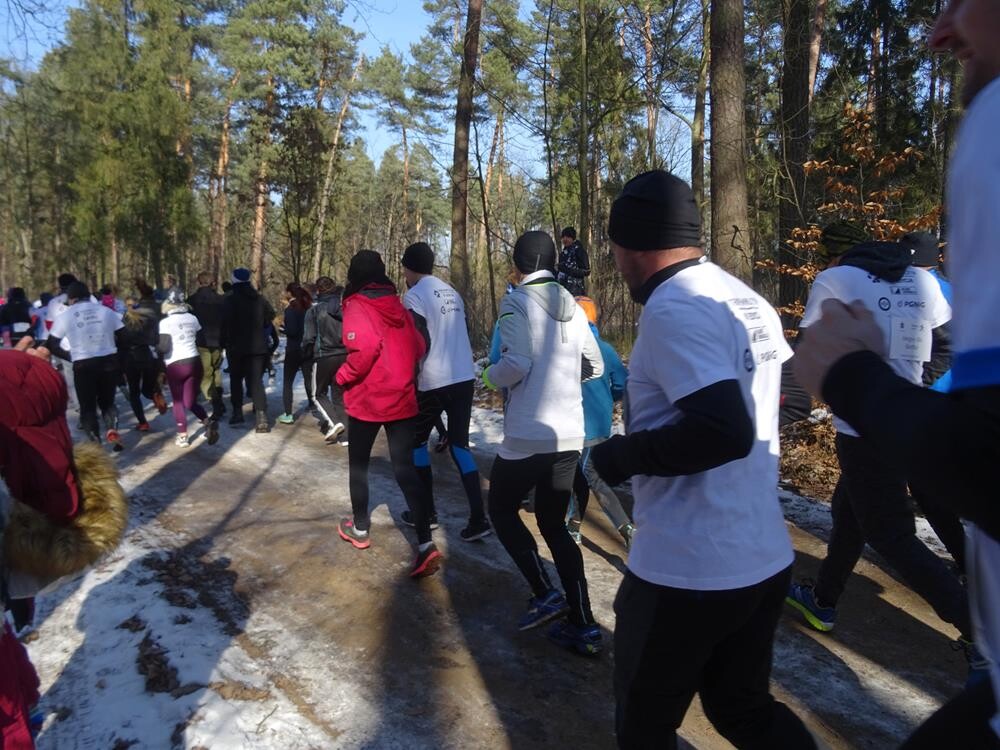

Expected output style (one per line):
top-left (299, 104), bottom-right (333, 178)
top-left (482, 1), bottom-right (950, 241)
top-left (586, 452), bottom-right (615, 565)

top-left (0, 621), bottom-right (38, 750)
top-left (336, 284), bottom-right (426, 423)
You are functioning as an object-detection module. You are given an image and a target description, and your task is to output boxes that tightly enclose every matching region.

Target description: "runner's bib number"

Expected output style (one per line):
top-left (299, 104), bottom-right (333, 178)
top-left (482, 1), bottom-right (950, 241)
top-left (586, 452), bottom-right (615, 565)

top-left (889, 316), bottom-right (932, 362)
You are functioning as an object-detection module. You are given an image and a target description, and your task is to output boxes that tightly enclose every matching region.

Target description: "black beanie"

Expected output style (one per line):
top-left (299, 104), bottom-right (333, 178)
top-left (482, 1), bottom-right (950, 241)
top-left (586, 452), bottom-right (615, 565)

top-left (402, 242), bottom-right (435, 274)
top-left (347, 250), bottom-right (388, 287)
top-left (66, 281), bottom-right (90, 301)
top-left (900, 231), bottom-right (941, 267)
top-left (512, 231), bottom-right (556, 274)
top-left (58, 273), bottom-right (77, 290)
top-left (608, 170), bottom-right (702, 251)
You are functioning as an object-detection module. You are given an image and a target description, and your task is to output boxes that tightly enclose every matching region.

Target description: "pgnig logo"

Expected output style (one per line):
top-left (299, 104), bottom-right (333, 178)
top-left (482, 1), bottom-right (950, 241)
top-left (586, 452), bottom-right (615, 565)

top-left (878, 297), bottom-right (891, 311)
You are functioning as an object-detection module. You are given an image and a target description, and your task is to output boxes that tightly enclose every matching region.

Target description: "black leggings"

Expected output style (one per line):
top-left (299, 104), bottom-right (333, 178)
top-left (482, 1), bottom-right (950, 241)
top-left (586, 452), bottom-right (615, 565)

top-left (74, 355), bottom-right (120, 439)
top-left (228, 353), bottom-right (267, 413)
top-left (313, 355), bottom-right (348, 434)
top-left (282, 345), bottom-right (314, 414)
top-left (125, 362), bottom-right (160, 424)
top-left (348, 416), bottom-right (433, 544)
top-left (488, 451), bottom-right (594, 626)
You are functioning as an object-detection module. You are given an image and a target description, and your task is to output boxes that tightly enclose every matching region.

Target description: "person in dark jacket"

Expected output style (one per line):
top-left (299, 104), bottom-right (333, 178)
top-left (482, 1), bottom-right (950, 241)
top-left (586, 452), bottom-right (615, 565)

top-left (0, 288), bottom-right (34, 348)
top-left (302, 276), bottom-right (348, 444)
top-left (220, 267), bottom-right (275, 432)
top-left (277, 283), bottom-right (314, 423)
top-left (557, 227), bottom-right (590, 296)
top-left (118, 301), bottom-right (168, 431)
top-left (188, 272), bottom-right (226, 419)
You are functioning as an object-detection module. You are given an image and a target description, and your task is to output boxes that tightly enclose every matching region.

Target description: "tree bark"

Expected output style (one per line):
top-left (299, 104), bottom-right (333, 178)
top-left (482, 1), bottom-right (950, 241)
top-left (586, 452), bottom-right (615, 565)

top-left (808, 0), bottom-right (827, 103)
top-left (210, 71), bottom-right (239, 283)
top-left (577, 0), bottom-right (589, 247)
top-left (449, 0), bottom-right (483, 300)
top-left (643, 2), bottom-right (658, 165)
top-left (312, 55), bottom-right (363, 281)
top-left (691, 0), bottom-right (710, 230)
top-left (709, 0), bottom-right (752, 280)
top-left (250, 76), bottom-right (274, 290)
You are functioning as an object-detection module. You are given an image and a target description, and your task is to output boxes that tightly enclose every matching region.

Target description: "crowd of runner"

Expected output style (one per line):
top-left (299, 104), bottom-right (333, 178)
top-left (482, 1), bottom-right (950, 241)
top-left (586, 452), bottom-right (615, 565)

top-left (2, 1), bottom-right (999, 746)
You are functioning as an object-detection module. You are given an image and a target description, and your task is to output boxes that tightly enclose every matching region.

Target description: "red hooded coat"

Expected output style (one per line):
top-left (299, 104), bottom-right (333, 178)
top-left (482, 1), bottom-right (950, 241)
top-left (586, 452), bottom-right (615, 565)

top-left (336, 284), bottom-right (426, 423)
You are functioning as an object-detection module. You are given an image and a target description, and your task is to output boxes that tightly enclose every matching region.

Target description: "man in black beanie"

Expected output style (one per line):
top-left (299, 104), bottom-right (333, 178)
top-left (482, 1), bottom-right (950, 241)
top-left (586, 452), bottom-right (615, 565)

top-left (590, 170), bottom-right (815, 749)
top-left (400, 242), bottom-right (490, 541)
top-left (220, 267), bottom-right (275, 432)
top-left (557, 226), bottom-right (590, 296)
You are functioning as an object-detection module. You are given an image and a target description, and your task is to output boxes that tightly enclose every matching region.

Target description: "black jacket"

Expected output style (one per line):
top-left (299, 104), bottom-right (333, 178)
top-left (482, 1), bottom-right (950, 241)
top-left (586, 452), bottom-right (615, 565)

top-left (0, 299), bottom-right (33, 345)
top-left (117, 307), bottom-right (160, 366)
top-left (189, 286), bottom-right (224, 348)
top-left (302, 291), bottom-right (346, 360)
top-left (557, 240), bottom-right (590, 296)
top-left (221, 284), bottom-right (276, 357)
top-left (283, 305), bottom-right (307, 348)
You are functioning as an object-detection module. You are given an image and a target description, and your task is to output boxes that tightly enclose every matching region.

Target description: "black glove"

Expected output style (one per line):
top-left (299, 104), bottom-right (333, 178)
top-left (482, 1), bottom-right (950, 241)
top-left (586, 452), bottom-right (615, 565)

top-left (590, 434), bottom-right (632, 487)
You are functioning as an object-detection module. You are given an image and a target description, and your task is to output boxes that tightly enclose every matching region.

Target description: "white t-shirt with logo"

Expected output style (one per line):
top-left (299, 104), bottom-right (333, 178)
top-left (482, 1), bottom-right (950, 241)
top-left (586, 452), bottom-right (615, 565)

top-left (403, 275), bottom-right (475, 392)
top-left (626, 262), bottom-right (795, 591)
top-left (800, 264), bottom-right (951, 436)
top-left (49, 301), bottom-right (123, 362)
top-left (159, 311), bottom-right (201, 365)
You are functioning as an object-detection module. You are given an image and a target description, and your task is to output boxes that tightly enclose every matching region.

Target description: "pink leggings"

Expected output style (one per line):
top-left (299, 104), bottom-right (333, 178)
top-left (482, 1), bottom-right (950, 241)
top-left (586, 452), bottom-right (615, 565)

top-left (166, 357), bottom-right (208, 433)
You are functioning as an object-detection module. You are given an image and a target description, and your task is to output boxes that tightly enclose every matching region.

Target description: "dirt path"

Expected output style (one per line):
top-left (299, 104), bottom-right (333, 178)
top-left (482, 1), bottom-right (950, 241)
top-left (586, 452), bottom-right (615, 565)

top-left (27, 389), bottom-right (969, 749)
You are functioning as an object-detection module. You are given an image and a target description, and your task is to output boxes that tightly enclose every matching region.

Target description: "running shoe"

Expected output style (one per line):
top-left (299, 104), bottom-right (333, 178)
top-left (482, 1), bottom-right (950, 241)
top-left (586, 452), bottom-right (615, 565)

top-left (203, 418), bottom-right (219, 446)
top-left (547, 620), bottom-right (603, 657)
top-left (338, 518), bottom-right (371, 550)
top-left (229, 412), bottom-right (245, 425)
top-left (618, 523), bottom-right (635, 552)
top-left (400, 510), bottom-right (439, 530)
top-left (410, 543), bottom-right (442, 578)
top-left (956, 638), bottom-right (992, 689)
top-left (786, 581), bottom-right (836, 632)
top-left (460, 517), bottom-right (493, 542)
top-left (175, 433), bottom-right (190, 447)
top-left (324, 422), bottom-right (346, 444)
top-left (518, 589), bottom-right (570, 631)
top-left (277, 413), bottom-right (295, 424)
top-left (152, 391), bottom-right (168, 415)
top-left (136, 422), bottom-right (150, 432)
top-left (567, 518), bottom-right (582, 545)
top-left (106, 429), bottom-right (124, 453)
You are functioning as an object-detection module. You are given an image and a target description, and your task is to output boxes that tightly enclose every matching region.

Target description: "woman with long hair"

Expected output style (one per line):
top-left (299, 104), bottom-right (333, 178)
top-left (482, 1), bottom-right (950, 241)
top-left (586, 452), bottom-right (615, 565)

top-left (277, 282), bottom-right (314, 424)
top-left (335, 250), bottom-right (440, 578)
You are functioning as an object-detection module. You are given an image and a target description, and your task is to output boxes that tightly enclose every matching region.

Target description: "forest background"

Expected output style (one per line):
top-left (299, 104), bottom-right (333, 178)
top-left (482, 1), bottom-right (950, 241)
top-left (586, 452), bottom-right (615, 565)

top-left (0, 0), bottom-right (960, 348)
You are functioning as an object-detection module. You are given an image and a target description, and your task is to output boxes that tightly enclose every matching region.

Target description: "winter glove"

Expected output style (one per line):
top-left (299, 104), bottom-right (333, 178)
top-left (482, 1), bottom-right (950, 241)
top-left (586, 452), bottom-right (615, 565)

top-left (590, 434), bottom-right (632, 487)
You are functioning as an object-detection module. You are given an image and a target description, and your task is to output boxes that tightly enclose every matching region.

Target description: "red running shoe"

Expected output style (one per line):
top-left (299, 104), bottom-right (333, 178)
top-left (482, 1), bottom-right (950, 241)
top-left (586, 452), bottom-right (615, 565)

top-left (106, 429), bottom-right (124, 452)
top-left (338, 518), bottom-right (370, 550)
top-left (136, 422), bottom-right (150, 432)
top-left (152, 391), bottom-right (168, 415)
top-left (410, 544), bottom-right (442, 578)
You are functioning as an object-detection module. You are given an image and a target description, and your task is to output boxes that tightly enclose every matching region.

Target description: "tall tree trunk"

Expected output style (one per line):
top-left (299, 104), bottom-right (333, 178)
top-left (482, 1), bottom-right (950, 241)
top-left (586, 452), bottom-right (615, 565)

top-left (542, 0), bottom-right (558, 241)
top-left (710, 0), bottom-right (751, 280)
top-left (577, 0), bottom-right (589, 248)
top-left (778, 0), bottom-right (812, 322)
top-left (808, 0), bottom-right (827, 103)
top-left (312, 55), bottom-right (363, 281)
top-left (866, 25), bottom-right (881, 114)
top-left (250, 77), bottom-right (274, 290)
top-left (476, 112), bottom-right (503, 266)
top-left (401, 124), bottom-right (411, 238)
top-left (110, 235), bottom-right (120, 285)
top-left (691, 0), bottom-right (710, 230)
top-left (449, 0), bottom-right (483, 300)
top-left (210, 72), bottom-right (239, 283)
top-left (643, 2), bottom-right (658, 165)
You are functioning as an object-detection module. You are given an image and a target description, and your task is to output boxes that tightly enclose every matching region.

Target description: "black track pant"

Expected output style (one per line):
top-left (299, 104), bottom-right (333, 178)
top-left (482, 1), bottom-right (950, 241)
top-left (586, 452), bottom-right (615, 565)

top-left (74, 354), bottom-right (120, 439)
top-left (228, 353), bottom-right (267, 414)
top-left (348, 416), bottom-right (432, 545)
top-left (313, 354), bottom-right (348, 435)
top-left (901, 679), bottom-right (999, 749)
top-left (413, 380), bottom-right (485, 522)
top-left (814, 433), bottom-right (971, 637)
top-left (125, 362), bottom-right (160, 424)
top-left (488, 451), bottom-right (594, 626)
top-left (282, 345), bottom-right (314, 414)
top-left (614, 566), bottom-right (816, 750)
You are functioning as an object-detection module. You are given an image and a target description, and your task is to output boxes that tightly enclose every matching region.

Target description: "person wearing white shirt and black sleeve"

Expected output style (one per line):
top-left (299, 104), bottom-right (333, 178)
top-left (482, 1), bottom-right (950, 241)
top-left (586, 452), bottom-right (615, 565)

top-left (482, 230), bottom-right (605, 656)
top-left (401, 241), bottom-right (490, 542)
top-left (589, 171), bottom-right (815, 749)
top-left (46, 281), bottom-right (125, 449)
top-left (784, 229), bottom-right (978, 670)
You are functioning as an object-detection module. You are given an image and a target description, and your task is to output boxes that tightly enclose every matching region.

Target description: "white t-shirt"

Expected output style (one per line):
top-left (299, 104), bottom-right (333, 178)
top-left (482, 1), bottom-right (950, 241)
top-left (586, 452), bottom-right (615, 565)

top-left (801, 264), bottom-right (951, 435)
top-left (159, 311), bottom-right (201, 365)
top-left (49, 301), bottom-right (123, 362)
top-left (404, 275), bottom-right (475, 392)
top-left (45, 293), bottom-right (68, 330)
top-left (626, 261), bottom-right (795, 591)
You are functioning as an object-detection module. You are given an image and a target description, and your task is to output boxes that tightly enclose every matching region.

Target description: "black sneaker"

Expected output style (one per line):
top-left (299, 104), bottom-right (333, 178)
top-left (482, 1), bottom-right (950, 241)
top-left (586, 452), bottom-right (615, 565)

top-left (400, 510), bottom-right (439, 530)
top-left (460, 517), bottom-right (492, 542)
top-left (229, 412), bottom-right (245, 426)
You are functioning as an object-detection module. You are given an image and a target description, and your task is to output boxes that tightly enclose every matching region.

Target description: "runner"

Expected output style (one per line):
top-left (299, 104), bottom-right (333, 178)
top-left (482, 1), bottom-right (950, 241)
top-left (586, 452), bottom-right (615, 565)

top-left (118, 295), bottom-right (168, 431)
top-left (277, 282), bottom-right (314, 424)
top-left (302, 277), bottom-right (348, 445)
top-left (158, 291), bottom-right (218, 447)
top-left (45, 281), bottom-right (125, 450)
top-left (0, 288), bottom-right (35, 348)
top-left (188, 272), bottom-right (226, 419)
top-left (220, 267), bottom-right (275, 433)
top-left (590, 170), bottom-right (815, 748)
top-left (335, 250), bottom-right (440, 578)
top-left (400, 241), bottom-right (491, 541)
top-left (482, 230), bottom-right (605, 655)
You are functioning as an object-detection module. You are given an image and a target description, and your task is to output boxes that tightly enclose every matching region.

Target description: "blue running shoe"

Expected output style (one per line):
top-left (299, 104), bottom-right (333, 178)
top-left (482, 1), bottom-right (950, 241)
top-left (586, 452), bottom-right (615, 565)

top-left (547, 620), bottom-right (603, 656)
top-left (518, 589), bottom-right (569, 631)
top-left (786, 581), bottom-right (836, 632)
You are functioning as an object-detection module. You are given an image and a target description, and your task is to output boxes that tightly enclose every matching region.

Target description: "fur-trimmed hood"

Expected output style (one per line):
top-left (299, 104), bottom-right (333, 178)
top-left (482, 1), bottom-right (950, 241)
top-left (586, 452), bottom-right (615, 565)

top-left (4, 442), bottom-right (127, 584)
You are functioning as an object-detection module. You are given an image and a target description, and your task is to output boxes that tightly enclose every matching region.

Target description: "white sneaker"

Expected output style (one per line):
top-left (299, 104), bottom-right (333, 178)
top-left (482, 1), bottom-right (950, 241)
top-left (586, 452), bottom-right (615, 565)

top-left (175, 433), bottom-right (190, 447)
top-left (324, 422), bottom-right (346, 444)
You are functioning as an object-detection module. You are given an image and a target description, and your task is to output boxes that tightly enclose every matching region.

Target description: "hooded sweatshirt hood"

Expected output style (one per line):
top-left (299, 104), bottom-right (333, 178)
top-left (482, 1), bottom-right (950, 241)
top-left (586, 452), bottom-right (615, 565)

top-left (838, 241), bottom-right (911, 283)
top-left (521, 279), bottom-right (577, 323)
top-left (354, 283), bottom-right (406, 328)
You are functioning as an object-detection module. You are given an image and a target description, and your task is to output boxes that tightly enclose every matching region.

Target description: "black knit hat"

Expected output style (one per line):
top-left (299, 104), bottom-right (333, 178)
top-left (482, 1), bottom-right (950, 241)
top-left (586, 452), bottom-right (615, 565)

top-left (561, 227), bottom-right (577, 240)
top-left (66, 281), bottom-right (90, 301)
top-left (512, 231), bottom-right (557, 273)
top-left (402, 242), bottom-right (435, 274)
top-left (57, 273), bottom-right (77, 290)
top-left (347, 250), bottom-right (387, 286)
top-left (819, 221), bottom-right (868, 261)
top-left (608, 170), bottom-right (702, 251)
top-left (899, 231), bottom-right (941, 267)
